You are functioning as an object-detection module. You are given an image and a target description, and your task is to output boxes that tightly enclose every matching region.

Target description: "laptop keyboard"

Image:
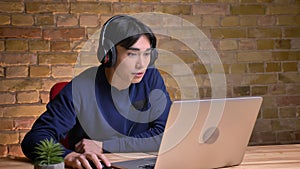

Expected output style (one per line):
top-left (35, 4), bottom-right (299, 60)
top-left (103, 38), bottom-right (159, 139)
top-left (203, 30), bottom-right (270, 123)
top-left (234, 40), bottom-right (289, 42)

top-left (138, 158), bottom-right (156, 169)
top-left (138, 163), bottom-right (155, 169)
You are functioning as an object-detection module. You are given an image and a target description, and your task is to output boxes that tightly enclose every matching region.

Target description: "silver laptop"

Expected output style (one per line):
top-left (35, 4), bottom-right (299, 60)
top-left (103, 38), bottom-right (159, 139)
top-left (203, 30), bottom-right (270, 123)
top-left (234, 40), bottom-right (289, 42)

top-left (112, 97), bottom-right (263, 169)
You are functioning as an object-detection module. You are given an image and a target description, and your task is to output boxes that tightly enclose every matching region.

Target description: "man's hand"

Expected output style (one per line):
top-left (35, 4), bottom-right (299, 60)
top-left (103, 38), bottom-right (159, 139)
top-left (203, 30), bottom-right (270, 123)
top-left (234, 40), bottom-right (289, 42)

top-left (75, 139), bottom-right (103, 154)
top-left (64, 139), bottom-right (111, 169)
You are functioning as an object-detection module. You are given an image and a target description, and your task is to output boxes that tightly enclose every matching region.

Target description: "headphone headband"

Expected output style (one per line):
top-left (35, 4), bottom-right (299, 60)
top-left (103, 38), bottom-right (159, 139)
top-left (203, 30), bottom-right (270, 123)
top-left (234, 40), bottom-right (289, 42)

top-left (97, 15), bottom-right (158, 67)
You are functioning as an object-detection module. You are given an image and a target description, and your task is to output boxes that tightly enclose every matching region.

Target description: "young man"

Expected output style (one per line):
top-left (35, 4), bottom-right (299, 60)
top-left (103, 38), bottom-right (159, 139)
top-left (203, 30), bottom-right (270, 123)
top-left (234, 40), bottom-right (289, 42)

top-left (21, 15), bottom-right (172, 169)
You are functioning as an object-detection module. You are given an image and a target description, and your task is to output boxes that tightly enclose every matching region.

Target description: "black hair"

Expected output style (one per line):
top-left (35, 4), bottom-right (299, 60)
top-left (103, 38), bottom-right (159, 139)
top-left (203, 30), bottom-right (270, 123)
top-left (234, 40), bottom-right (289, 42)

top-left (118, 33), bottom-right (156, 49)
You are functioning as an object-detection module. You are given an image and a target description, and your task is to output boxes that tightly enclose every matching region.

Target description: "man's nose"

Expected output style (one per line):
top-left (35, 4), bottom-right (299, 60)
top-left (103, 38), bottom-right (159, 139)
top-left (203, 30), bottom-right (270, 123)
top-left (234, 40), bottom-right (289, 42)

top-left (136, 54), bottom-right (145, 69)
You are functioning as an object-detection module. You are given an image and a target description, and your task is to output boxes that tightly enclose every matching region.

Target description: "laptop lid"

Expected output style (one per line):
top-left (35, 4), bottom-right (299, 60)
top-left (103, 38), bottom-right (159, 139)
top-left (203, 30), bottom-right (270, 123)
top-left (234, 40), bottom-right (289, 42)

top-left (112, 97), bottom-right (263, 169)
top-left (155, 96), bottom-right (262, 169)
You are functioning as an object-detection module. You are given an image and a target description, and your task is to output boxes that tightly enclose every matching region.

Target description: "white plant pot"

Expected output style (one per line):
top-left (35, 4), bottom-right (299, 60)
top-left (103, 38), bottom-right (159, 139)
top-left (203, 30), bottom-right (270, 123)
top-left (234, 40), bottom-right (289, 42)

top-left (34, 162), bottom-right (65, 169)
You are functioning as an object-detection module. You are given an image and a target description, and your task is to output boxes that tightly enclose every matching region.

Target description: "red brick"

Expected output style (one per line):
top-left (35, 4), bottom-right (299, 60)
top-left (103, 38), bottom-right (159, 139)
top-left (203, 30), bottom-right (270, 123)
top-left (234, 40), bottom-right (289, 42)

top-left (1, 105), bottom-right (46, 117)
top-left (269, 84), bottom-right (286, 95)
top-left (80, 15), bottom-right (99, 27)
top-left (277, 15), bottom-right (300, 26)
top-left (0, 40), bottom-right (4, 51)
top-left (40, 92), bottom-right (50, 104)
top-left (29, 40), bottom-right (50, 52)
top-left (242, 74), bottom-right (277, 85)
top-left (71, 2), bottom-right (111, 14)
top-left (249, 131), bottom-right (276, 144)
top-left (282, 62), bottom-right (298, 72)
top-left (26, 2), bottom-right (69, 14)
top-left (233, 86), bottom-right (250, 96)
top-left (231, 5), bottom-right (266, 15)
top-left (0, 53), bottom-right (37, 66)
top-left (279, 73), bottom-right (300, 83)
top-left (52, 65), bottom-right (74, 78)
top-left (0, 118), bottom-right (14, 130)
top-left (43, 28), bottom-right (86, 40)
top-left (12, 14), bottom-right (34, 26)
top-left (286, 84), bottom-right (300, 95)
top-left (257, 15), bottom-right (276, 26)
top-left (284, 28), bottom-right (300, 38)
top-left (248, 28), bottom-right (282, 38)
top-left (239, 39), bottom-right (256, 50)
top-left (192, 4), bottom-right (228, 15)
top-left (14, 117), bottom-right (36, 130)
top-left (38, 53), bottom-right (77, 65)
top-left (211, 28), bottom-right (247, 39)
top-left (252, 86), bottom-right (268, 96)
top-left (266, 62), bottom-right (281, 72)
top-left (0, 27), bottom-right (41, 39)
top-left (0, 15), bottom-right (10, 25)
top-left (257, 39), bottom-right (274, 50)
top-left (8, 144), bottom-right (25, 157)
top-left (272, 51), bottom-right (300, 61)
top-left (240, 16), bottom-right (257, 26)
top-left (0, 132), bottom-right (19, 144)
top-left (277, 131), bottom-right (295, 143)
top-left (267, 5), bottom-right (300, 15)
top-left (114, 3), bottom-right (153, 14)
top-left (51, 41), bottom-right (71, 51)
top-left (6, 40), bottom-right (28, 52)
top-left (275, 39), bottom-right (291, 49)
top-left (17, 91), bottom-right (39, 104)
top-left (279, 107), bottom-right (298, 118)
top-left (0, 145), bottom-right (8, 157)
top-left (0, 67), bottom-right (3, 77)
top-left (30, 65), bottom-right (51, 78)
top-left (276, 96), bottom-right (300, 107)
top-left (36, 15), bottom-right (55, 26)
top-left (0, 2), bottom-right (24, 13)
top-left (6, 66), bottom-right (28, 78)
top-left (57, 15), bottom-right (78, 27)
top-left (291, 39), bottom-right (300, 49)
top-left (202, 15), bottom-right (220, 27)
top-left (249, 63), bottom-right (265, 73)
top-left (0, 79), bottom-right (42, 92)
top-left (0, 93), bottom-right (15, 104)
top-left (262, 108), bottom-right (278, 119)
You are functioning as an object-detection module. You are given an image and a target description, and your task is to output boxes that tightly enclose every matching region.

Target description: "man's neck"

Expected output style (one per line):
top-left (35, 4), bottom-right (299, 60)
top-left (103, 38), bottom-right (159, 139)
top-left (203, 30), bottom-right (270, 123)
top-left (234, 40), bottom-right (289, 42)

top-left (105, 67), bottom-right (130, 90)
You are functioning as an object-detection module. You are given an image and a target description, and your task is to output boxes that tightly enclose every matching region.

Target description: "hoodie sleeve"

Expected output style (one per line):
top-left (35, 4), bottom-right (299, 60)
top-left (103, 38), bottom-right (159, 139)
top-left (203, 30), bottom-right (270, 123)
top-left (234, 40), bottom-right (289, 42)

top-left (21, 82), bottom-right (77, 161)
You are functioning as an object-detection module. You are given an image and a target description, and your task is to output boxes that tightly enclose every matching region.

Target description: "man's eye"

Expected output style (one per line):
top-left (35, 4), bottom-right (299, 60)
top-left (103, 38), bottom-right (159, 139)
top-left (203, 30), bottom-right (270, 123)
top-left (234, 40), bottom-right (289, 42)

top-left (143, 52), bottom-right (151, 57)
top-left (128, 52), bottom-right (137, 57)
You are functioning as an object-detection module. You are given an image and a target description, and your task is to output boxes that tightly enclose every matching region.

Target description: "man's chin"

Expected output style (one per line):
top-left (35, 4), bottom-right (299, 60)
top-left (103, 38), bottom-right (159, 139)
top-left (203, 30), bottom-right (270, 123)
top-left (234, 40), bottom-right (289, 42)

top-left (131, 76), bottom-right (143, 84)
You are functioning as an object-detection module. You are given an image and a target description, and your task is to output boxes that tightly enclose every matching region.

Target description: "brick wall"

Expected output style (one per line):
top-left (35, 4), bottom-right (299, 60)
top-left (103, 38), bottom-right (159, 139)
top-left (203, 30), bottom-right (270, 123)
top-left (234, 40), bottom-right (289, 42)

top-left (0, 0), bottom-right (299, 158)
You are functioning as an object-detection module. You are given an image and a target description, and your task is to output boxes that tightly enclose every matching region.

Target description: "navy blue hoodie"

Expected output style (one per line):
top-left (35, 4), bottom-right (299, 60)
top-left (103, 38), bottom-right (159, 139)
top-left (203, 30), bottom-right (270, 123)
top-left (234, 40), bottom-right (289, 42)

top-left (21, 65), bottom-right (172, 161)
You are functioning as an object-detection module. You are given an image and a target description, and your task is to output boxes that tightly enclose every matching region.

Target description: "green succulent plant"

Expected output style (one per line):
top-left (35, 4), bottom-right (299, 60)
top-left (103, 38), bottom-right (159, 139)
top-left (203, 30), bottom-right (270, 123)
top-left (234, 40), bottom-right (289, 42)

top-left (34, 138), bottom-right (64, 165)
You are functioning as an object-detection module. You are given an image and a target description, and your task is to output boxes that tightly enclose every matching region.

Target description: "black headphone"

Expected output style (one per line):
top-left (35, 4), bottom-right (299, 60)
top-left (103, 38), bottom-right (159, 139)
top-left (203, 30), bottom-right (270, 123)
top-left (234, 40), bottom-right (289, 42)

top-left (97, 15), bottom-right (158, 67)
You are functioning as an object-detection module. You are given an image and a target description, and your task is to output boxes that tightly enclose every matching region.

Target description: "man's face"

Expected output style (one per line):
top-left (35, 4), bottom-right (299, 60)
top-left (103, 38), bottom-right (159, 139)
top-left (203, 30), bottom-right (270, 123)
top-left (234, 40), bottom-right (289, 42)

top-left (112, 35), bottom-right (152, 85)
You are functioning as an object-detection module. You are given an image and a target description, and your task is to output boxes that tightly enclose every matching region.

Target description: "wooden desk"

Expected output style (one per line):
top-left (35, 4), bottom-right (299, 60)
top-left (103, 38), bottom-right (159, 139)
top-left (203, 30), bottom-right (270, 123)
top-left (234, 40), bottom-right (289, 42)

top-left (1, 144), bottom-right (299, 169)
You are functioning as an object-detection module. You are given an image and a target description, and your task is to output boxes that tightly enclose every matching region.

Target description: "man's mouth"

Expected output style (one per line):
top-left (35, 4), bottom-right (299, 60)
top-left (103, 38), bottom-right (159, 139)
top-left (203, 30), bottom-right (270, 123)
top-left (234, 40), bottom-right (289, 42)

top-left (132, 72), bottom-right (144, 78)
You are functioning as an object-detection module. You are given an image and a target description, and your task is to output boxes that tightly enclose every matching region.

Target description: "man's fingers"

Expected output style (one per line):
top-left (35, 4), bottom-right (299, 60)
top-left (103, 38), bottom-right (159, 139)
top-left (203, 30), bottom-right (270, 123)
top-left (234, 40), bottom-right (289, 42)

top-left (78, 154), bottom-right (93, 169)
top-left (74, 159), bottom-right (84, 169)
top-left (85, 153), bottom-right (103, 169)
top-left (98, 153), bottom-right (111, 167)
top-left (75, 141), bottom-right (83, 153)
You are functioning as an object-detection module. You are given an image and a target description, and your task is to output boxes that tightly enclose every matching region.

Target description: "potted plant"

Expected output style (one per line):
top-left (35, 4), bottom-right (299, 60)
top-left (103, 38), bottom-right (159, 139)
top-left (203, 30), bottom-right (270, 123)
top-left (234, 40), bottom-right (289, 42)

top-left (34, 138), bottom-right (65, 169)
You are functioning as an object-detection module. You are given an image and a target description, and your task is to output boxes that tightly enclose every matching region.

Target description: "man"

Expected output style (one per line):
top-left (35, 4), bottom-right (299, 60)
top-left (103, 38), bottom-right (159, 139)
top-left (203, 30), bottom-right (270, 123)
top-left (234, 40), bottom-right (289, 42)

top-left (22, 15), bottom-right (172, 169)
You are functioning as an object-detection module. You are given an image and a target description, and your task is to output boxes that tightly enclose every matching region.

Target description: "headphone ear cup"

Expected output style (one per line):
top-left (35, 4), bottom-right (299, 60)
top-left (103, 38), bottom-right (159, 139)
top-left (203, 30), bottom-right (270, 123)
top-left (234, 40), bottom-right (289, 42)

top-left (149, 48), bottom-right (158, 67)
top-left (99, 39), bottom-right (117, 67)
top-left (109, 45), bottom-right (117, 67)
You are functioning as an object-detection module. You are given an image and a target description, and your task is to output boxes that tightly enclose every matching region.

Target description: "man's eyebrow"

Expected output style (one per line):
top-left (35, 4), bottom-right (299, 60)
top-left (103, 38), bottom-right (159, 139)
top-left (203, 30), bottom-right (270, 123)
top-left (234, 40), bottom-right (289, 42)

top-left (127, 47), bottom-right (152, 51)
